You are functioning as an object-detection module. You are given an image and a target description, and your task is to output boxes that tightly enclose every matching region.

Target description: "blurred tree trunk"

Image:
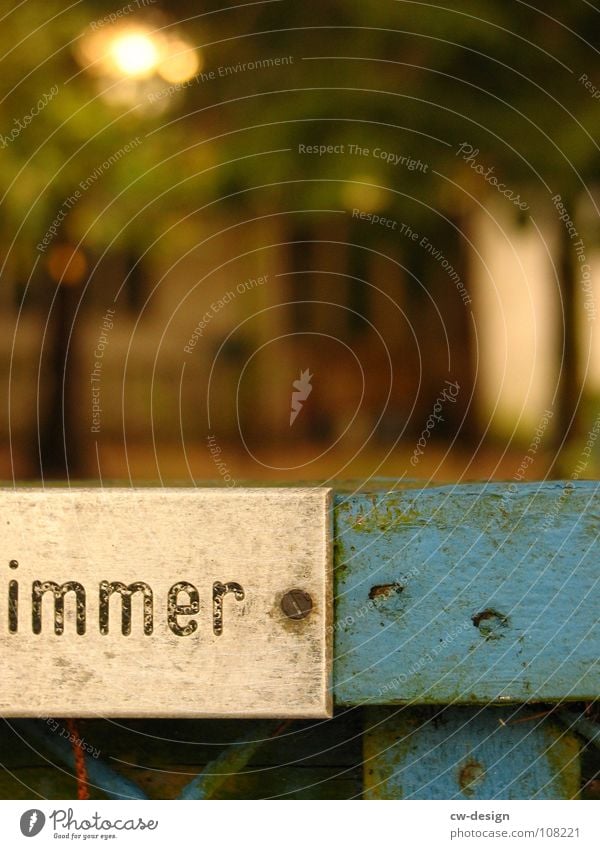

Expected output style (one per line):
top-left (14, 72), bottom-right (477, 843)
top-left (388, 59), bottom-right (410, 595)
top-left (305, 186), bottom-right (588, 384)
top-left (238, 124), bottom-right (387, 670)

top-left (38, 280), bottom-right (82, 479)
top-left (406, 213), bottom-right (478, 443)
top-left (554, 201), bottom-right (580, 456)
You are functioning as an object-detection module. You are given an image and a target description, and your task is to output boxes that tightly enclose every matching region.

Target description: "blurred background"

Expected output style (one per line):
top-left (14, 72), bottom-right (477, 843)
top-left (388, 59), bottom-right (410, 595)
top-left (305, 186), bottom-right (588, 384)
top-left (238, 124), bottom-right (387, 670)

top-left (2, 0), bottom-right (600, 484)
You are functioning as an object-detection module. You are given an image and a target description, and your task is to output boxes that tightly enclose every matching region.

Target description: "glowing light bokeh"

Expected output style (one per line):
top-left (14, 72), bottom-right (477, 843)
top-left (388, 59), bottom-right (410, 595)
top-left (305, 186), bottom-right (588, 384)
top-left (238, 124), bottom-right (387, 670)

top-left (108, 30), bottom-right (161, 78)
top-left (76, 22), bottom-right (201, 111)
top-left (158, 38), bottom-right (201, 83)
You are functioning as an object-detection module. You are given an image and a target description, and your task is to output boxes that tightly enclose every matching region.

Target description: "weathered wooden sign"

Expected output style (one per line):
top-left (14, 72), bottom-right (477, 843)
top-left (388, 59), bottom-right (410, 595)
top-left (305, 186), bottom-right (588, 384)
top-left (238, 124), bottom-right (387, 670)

top-left (0, 488), bottom-right (333, 717)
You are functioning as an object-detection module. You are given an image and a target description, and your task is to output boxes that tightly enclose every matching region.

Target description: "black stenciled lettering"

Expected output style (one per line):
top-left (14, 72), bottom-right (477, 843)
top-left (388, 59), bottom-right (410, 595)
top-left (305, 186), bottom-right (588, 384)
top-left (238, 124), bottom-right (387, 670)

top-left (167, 581), bottom-right (200, 636)
top-left (99, 581), bottom-right (153, 635)
top-left (5, 562), bottom-right (247, 636)
top-left (8, 579), bottom-right (18, 633)
top-left (32, 581), bottom-right (86, 635)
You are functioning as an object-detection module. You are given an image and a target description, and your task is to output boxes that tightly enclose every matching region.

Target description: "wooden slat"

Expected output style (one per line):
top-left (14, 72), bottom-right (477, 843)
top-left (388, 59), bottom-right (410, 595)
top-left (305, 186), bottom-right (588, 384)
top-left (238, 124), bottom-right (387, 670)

top-left (1, 481), bottom-right (597, 712)
top-left (363, 706), bottom-right (581, 799)
top-left (334, 482), bottom-right (600, 704)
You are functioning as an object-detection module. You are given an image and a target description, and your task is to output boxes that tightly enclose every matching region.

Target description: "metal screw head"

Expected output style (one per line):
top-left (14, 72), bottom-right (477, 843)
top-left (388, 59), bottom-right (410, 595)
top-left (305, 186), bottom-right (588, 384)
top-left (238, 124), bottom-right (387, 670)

top-left (281, 589), bottom-right (313, 620)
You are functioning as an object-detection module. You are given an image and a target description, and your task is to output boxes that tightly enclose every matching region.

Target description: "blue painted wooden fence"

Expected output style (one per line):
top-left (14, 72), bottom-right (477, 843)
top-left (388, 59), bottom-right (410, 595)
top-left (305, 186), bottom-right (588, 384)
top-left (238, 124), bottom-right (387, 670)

top-left (363, 706), bottom-right (581, 799)
top-left (334, 481), bottom-right (599, 705)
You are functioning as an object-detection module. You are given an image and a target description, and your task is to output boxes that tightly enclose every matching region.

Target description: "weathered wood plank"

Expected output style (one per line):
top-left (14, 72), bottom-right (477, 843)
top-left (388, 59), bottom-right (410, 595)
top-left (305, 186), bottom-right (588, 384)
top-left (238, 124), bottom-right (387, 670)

top-left (334, 482), bottom-right (600, 704)
top-left (1, 481), bottom-right (597, 713)
top-left (363, 707), bottom-right (581, 799)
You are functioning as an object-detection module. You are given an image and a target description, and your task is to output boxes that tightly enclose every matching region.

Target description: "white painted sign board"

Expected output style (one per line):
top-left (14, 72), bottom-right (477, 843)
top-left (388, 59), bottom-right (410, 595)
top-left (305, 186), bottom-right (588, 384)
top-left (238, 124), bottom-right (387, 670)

top-left (0, 488), bottom-right (333, 718)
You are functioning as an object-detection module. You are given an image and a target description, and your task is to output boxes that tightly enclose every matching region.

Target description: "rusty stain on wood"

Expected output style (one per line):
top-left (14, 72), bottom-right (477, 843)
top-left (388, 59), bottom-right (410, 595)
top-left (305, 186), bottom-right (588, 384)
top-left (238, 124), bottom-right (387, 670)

top-left (364, 706), bottom-right (582, 799)
top-left (458, 758), bottom-right (486, 795)
top-left (471, 608), bottom-right (510, 640)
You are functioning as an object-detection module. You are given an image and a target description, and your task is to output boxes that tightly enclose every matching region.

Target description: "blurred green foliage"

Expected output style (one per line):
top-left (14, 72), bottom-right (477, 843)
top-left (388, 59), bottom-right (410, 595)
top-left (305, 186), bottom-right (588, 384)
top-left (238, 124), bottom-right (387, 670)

top-left (1, 1), bottom-right (600, 257)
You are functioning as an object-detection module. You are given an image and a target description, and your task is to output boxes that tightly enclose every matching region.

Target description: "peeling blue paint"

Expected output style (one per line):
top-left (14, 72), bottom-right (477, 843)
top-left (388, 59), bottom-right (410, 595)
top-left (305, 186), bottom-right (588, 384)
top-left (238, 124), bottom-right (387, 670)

top-left (334, 482), bottom-right (600, 705)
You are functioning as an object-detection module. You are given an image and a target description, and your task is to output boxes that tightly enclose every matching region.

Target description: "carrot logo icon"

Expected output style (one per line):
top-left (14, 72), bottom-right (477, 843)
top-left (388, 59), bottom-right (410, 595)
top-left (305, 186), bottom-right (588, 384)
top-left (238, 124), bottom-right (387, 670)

top-left (290, 369), bottom-right (313, 426)
top-left (20, 809), bottom-right (45, 837)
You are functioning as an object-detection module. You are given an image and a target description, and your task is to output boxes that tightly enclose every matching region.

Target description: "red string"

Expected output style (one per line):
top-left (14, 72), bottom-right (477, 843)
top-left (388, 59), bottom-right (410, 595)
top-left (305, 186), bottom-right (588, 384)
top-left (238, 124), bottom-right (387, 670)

top-left (65, 719), bottom-right (90, 800)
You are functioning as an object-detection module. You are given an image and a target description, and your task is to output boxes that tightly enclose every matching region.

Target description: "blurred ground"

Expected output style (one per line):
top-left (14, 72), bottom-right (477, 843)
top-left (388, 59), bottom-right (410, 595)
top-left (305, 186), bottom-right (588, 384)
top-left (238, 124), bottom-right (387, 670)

top-left (1, 442), bottom-right (561, 484)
